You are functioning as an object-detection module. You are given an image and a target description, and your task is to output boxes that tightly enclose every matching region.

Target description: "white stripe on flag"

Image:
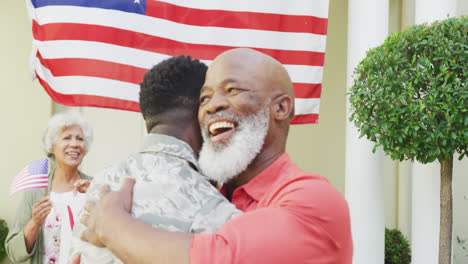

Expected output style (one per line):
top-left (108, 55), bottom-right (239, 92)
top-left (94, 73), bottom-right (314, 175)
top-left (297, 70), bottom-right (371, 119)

top-left (295, 98), bottom-right (321, 115)
top-left (36, 40), bottom-right (173, 70)
top-left (35, 58), bottom-right (140, 101)
top-left (283, 65), bottom-right (324, 84)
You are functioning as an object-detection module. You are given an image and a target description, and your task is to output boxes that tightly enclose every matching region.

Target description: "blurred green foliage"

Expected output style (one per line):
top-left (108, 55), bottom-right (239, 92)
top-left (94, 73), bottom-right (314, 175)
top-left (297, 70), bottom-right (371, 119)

top-left (0, 219), bottom-right (8, 262)
top-left (385, 228), bottom-right (411, 264)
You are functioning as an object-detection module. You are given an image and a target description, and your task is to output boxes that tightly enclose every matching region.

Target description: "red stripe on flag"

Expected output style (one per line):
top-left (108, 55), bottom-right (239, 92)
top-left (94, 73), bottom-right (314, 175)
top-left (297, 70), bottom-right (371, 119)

top-left (33, 21), bottom-right (325, 66)
top-left (146, 1), bottom-right (328, 35)
top-left (290, 113), bottom-right (319, 124)
top-left (37, 52), bottom-right (147, 84)
top-left (293, 83), bottom-right (322, 99)
top-left (37, 71), bottom-right (140, 112)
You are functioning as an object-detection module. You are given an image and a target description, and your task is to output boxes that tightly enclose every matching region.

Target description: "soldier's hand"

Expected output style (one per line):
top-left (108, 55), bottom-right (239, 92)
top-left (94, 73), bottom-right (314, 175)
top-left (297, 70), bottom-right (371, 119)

top-left (73, 179), bottom-right (91, 195)
top-left (80, 178), bottom-right (136, 247)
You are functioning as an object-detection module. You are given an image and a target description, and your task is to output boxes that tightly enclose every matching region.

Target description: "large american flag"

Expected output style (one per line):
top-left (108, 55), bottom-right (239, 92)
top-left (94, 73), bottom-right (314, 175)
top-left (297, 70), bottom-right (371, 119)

top-left (28, 0), bottom-right (329, 124)
top-left (10, 158), bottom-right (49, 197)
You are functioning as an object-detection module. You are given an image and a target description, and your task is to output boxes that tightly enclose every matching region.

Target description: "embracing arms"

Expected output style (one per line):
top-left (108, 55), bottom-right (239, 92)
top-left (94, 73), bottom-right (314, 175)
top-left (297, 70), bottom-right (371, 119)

top-left (77, 178), bottom-right (192, 264)
top-left (74, 178), bottom-right (353, 264)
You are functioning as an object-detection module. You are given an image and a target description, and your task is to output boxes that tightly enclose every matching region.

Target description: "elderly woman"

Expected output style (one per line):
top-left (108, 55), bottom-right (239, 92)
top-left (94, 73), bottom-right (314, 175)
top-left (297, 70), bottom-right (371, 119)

top-left (5, 111), bottom-right (93, 264)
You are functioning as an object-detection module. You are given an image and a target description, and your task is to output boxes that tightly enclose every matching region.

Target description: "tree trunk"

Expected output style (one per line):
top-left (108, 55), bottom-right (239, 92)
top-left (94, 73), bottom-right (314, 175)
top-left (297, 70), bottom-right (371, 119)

top-left (439, 157), bottom-right (453, 264)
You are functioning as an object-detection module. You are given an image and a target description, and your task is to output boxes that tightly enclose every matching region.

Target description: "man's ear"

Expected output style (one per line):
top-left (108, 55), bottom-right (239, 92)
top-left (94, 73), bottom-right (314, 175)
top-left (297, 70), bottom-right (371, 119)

top-left (271, 94), bottom-right (293, 121)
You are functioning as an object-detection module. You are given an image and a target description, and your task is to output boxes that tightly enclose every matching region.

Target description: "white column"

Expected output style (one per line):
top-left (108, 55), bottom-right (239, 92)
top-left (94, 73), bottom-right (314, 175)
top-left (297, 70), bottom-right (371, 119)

top-left (415, 0), bottom-right (457, 24)
top-left (411, 1), bottom-right (457, 264)
top-left (345, 1), bottom-right (388, 264)
top-left (411, 161), bottom-right (441, 264)
top-left (397, 161), bottom-right (412, 241)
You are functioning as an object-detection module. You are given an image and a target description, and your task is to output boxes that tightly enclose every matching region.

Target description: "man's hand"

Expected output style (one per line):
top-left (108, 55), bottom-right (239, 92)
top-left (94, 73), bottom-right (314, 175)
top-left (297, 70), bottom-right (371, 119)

top-left (73, 179), bottom-right (91, 195)
top-left (68, 254), bottom-right (80, 264)
top-left (80, 177), bottom-right (136, 247)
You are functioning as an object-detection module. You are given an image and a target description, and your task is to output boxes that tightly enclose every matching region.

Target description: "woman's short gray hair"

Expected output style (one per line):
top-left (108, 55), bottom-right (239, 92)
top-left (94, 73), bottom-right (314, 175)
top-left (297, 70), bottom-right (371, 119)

top-left (42, 111), bottom-right (93, 158)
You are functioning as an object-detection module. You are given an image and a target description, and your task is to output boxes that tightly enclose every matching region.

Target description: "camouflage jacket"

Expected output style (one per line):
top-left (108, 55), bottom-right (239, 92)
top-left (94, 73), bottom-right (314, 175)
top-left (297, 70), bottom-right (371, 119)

top-left (70, 134), bottom-right (241, 263)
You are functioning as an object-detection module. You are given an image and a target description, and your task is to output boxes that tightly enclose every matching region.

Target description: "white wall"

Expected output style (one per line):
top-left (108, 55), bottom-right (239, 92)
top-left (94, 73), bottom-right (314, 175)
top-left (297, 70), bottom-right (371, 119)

top-left (346, 1), bottom-right (388, 263)
top-left (0, 0), bottom-right (51, 231)
top-left (79, 107), bottom-right (146, 176)
top-left (453, 154), bottom-right (468, 264)
top-left (1, 1), bottom-right (51, 263)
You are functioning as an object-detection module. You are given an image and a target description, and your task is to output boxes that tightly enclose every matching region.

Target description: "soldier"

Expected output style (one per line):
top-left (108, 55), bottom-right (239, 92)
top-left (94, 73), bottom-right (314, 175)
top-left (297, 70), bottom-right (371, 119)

top-left (69, 55), bottom-right (241, 263)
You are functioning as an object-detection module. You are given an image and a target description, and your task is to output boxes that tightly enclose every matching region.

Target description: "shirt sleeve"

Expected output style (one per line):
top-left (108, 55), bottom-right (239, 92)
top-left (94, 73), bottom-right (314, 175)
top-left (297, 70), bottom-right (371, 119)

top-left (5, 191), bottom-right (38, 262)
top-left (190, 180), bottom-right (353, 264)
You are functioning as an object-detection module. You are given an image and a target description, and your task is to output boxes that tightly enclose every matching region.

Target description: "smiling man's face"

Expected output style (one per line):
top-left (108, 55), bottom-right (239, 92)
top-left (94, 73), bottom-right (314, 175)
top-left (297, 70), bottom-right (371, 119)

top-left (198, 59), bottom-right (267, 145)
top-left (197, 51), bottom-right (272, 183)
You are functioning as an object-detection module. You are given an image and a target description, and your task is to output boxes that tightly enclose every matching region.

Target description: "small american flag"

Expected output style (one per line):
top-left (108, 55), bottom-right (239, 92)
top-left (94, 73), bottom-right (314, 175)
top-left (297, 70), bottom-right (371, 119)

top-left (27, 0), bottom-right (329, 124)
top-left (10, 158), bottom-right (49, 197)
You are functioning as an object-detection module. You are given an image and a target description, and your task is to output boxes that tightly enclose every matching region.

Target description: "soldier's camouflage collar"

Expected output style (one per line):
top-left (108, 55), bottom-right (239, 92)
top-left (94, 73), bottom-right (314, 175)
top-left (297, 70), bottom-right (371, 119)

top-left (139, 133), bottom-right (200, 172)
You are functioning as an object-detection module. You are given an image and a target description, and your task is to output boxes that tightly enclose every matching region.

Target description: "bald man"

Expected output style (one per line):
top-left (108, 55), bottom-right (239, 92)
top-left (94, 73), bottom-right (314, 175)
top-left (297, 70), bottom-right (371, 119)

top-left (76, 49), bottom-right (353, 264)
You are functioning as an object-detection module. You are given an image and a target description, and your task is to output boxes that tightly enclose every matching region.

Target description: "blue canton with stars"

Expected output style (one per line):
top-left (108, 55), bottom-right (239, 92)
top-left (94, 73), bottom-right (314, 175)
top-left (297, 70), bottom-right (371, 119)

top-left (32, 0), bottom-right (147, 15)
top-left (29, 158), bottom-right (49, 175)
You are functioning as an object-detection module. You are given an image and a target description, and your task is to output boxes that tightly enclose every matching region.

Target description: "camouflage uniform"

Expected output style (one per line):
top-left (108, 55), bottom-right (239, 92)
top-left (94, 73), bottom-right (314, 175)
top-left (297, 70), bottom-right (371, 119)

top-left (69, 134), bottom-right (241, 263)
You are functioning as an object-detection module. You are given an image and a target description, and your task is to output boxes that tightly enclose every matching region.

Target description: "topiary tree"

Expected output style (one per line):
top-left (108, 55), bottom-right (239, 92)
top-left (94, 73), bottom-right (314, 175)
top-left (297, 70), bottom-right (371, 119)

top-left (349, 16), bottom-right (467, 264)
top-left (385, 228), bottom-right (411, 264)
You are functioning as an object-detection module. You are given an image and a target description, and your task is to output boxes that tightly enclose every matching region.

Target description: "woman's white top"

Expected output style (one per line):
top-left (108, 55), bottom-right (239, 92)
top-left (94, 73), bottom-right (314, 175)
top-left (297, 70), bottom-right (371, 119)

top-left (43, 191), bottom-right (86, 264)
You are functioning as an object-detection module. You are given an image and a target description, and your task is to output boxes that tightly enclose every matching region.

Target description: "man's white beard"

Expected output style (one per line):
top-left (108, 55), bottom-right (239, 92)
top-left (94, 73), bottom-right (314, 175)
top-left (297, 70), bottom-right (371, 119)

top-left (199, 103), bottom-right (270, 184)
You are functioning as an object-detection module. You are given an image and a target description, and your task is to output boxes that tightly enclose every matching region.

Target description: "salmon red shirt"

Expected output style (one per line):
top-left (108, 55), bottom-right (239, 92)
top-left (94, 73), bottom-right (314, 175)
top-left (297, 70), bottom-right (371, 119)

top-left (190, 153), bottom-right (353, 264)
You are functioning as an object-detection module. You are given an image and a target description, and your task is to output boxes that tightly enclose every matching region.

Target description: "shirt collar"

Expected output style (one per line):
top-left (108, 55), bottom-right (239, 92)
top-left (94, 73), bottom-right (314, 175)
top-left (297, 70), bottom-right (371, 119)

top-left (139, 133), bottom-right (200, 171)
top-left (237, 152), bottom-right (291, 202)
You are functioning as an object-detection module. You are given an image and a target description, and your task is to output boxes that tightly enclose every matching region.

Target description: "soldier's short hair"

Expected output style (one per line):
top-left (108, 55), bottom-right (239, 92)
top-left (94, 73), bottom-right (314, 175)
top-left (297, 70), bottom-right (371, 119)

top-left (139, 55), bottom-right (207, 119)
